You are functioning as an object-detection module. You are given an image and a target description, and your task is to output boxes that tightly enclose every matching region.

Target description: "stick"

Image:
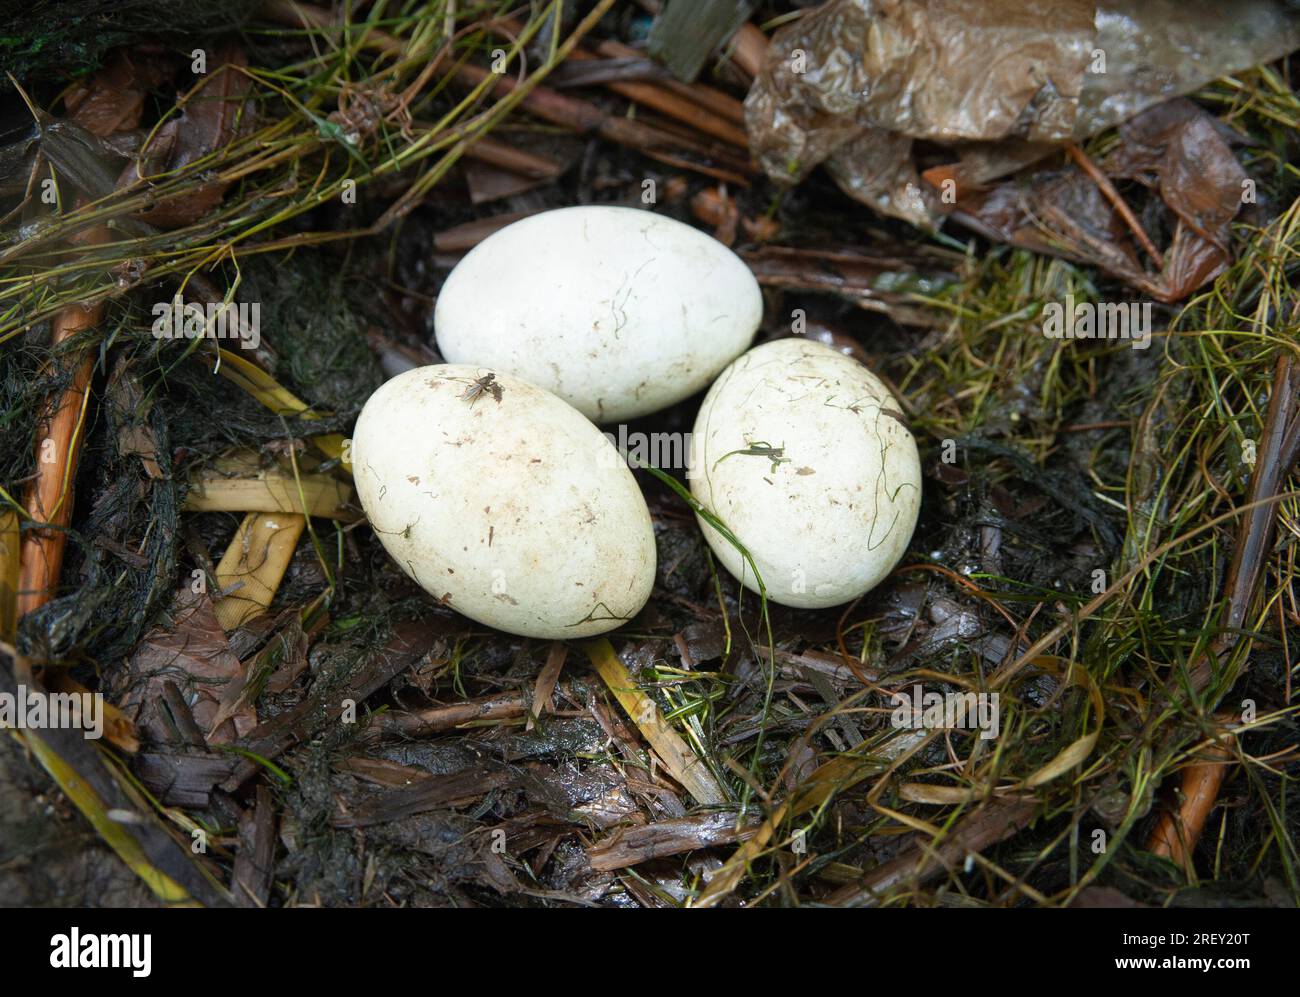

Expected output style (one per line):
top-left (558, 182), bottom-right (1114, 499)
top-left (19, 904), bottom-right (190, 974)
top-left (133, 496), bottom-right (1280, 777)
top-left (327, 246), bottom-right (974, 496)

top-left (377, 691), bottom-right (530, 736)
top-left (566, 48), bottom-right (748, 147)
top-left (593, 39), bottom-right (746, 126)
top-left (1066, 143), bottom-right (1164, 269)
top-left (454, 62), bottom-right (754, 175)
top-left (1147, 354), bottom-right (1300, 861)
top-left (463, 135), bottom-right (561, 179)
top-left (15, 224), bottom-right (106, 679)
top-left (1146, 738), bottom-right (1234, 874)
top-left (727, 23), bottom-right (768, 80)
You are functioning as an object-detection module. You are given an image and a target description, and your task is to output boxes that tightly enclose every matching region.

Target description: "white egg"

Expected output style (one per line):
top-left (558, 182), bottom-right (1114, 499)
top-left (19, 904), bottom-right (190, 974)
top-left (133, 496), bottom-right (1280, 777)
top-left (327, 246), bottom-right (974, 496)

top-left (434, 205), bottom-right (762, 423)
top-left (351, 365), bottom-right (656, 638)
top-left (689, 338), bottom-right (922, 608)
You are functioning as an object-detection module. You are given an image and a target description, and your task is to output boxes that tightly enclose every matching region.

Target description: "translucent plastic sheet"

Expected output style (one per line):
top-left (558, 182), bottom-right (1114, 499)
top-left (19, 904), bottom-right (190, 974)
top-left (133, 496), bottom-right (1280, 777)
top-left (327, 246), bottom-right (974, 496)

top-left (746, 0), bottom-right (1300, 233)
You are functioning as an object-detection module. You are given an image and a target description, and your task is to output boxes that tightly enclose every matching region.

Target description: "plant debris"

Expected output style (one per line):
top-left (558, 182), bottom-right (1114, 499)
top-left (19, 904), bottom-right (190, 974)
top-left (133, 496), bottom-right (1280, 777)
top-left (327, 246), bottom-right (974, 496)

top-left (1, 1), bottom-right (1298, 913)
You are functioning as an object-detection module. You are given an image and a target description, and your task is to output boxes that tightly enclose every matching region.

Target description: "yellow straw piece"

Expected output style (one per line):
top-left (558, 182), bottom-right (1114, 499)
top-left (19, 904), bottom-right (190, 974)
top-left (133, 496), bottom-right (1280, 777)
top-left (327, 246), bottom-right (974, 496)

top-left (213, 512), bottom-right (306, 631)
top-left (184, 472), bottom-right (354, 520)
top-left (582, 638), bottom-right (727, 807)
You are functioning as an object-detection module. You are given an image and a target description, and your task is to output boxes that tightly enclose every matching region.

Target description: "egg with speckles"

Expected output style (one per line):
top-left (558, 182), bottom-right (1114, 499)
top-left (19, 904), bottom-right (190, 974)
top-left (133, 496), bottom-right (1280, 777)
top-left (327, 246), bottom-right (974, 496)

top-left (351, 364), bottom-right (656, 638)
top-left (689, 338), bottom-right (922, 608)
top-left (434, 206), bottom-right (762, 423)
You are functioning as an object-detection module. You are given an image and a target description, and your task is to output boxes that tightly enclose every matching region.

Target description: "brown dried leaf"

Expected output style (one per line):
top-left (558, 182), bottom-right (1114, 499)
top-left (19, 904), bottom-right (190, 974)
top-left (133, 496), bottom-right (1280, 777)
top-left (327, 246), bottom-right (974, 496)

top-left (954, 100), bottom-right (1246, 301)
top-left (134, 43), bottom-right (252, 228)
top-left (64, 51), bottom-right (166, 137)
top-left (123, 587), bottom-right (256, 745)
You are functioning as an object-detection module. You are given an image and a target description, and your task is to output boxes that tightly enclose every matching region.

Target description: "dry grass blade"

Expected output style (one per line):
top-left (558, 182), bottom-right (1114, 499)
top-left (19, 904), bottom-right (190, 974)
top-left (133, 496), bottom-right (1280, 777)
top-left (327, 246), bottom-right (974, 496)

top-left (582, 638), bottom-right (728, 807)
top-left (213, 512), bottom-right (307, 631)
top-left (2, 644), bottom-right (228, 906)
top-left (184, 471), bottom-right (354, 520)
top-left (527, 641), bottom-right (567, 731)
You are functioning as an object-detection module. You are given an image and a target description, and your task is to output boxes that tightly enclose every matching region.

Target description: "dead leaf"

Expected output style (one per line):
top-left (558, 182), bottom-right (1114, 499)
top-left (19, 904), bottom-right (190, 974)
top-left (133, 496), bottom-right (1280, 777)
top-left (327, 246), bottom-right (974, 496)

top-left (954, 100), bottom-right (1247, 301)
top-left (132, 43), bottom-right (253, 228)
top-left (64, 51), bottom-right (166, 137)
top-left (123, 587), bottom-right (256, 745)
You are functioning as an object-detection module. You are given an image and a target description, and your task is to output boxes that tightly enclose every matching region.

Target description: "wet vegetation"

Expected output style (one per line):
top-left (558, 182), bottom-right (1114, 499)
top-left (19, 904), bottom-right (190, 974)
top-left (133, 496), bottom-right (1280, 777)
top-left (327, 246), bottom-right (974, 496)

top-left (1, 1), bottom-right (1298, 907)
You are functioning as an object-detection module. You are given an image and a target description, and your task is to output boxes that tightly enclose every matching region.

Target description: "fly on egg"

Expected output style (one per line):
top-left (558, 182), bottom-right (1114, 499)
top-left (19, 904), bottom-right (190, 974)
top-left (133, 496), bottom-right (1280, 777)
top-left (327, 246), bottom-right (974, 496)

top-left (351, 365), bottom-right (656, 639)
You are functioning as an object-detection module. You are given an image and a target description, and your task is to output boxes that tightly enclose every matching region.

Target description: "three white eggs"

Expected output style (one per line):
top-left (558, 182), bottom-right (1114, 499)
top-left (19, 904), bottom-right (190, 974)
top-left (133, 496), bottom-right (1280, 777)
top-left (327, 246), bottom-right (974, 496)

top-left (351, 206), bottom-right (922, 636)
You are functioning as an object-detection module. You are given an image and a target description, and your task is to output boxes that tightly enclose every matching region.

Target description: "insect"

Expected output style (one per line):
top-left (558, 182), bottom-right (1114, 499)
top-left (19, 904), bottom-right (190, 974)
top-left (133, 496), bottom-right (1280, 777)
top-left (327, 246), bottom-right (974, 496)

top-left (460, 372), bottom-right (503, 406)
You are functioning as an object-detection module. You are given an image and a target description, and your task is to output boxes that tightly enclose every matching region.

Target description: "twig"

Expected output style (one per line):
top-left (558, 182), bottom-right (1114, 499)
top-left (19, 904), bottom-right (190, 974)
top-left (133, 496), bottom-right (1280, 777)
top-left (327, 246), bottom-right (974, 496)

top-left (725, 22), bottom-right (768, 80)
top-left (494, 16), bottom-right (748, 141)
top-left (463, 135), bottom-right (561, 179)
top-left (0, 512), bottom-right (17, 642)
top-left (16, 223), bottom-right (106, 672)
top-left (375, 691), bottom-right (530, 736)
top-left (826, 799), bottom-right (1038, 905)
top-left (454, 62), bottom-right (754, 177)
top-left (594, 39), bottom-right (746, 125)
top-left (565, 47), bottom-right (748, 147)
top-left (433, 210), bottom-right (536, 252)
top-left (1065, 143), bottom-right (1164, 270)
top-left (1147, 353), bottom-right (1300, 862)
top-left (1146, 737), bottom-right (1234, 874)
top-left (264, 1), bottom-right (752, 180)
